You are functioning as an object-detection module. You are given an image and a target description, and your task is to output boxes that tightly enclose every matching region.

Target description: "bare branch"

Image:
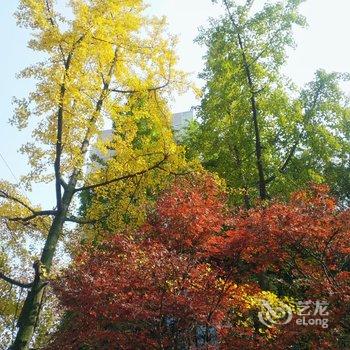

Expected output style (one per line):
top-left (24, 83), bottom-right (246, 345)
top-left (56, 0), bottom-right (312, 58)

top-left (74, 155), bottom-right (168, 193)
top-left (60, 176), bottom-right (68, 190)
top-left (6, 210), bottom-right (57, 223)
top-left (0, 272), bottom-right (33, 289)
top-left (109, 79), bottom-right (170, 94)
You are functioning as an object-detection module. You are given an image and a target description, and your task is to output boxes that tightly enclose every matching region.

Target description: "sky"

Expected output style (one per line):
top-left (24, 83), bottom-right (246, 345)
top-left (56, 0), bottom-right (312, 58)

top-left (0, 0), bottom-right (350, 207)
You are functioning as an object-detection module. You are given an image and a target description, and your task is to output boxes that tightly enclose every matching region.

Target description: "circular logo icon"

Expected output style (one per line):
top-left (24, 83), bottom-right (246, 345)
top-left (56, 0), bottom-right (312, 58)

top-left (258, 300), bottom-right (293, 328)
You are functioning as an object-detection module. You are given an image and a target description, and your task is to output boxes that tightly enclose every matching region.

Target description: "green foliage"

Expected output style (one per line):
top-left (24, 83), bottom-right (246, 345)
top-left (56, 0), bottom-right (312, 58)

top-left (184, 0), bottom-right (350, 206)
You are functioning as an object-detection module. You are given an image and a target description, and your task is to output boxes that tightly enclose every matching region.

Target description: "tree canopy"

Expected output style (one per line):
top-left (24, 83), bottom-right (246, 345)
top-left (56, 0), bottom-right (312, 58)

top-left (1, 0), bottom-right (349, 349)
top-left (184, 0), bottom-right (350, 206)
top-left (0, 0), bottom-right (189, 348)
top-left (48, 176), bottom-right (350, 349)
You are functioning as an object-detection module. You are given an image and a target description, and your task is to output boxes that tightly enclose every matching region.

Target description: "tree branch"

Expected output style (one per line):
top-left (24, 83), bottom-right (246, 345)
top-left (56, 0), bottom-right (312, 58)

top-left (77, 47), bottom-right (119, 160)
top-left (74, 155), bottom-right (168, 193)
top-left (158, 166), bottom-right (192, 177)
top-left (64, 216), bottom-right (98, 224)
top-left (0, 272), bottom-right (33, 289)
top-left (251, 26), bottom-right (285, 65)
top-left (54, 58), bottom-right (70, 211)
top-left (60, 176), bottom-right (68, 190)
top-left (0, 190), bottom-right (36, 214)
top-left (265, 84), bottom-right (324, 184)
top-left (45, 0), bottom-right (66, 65)
top-left (54, 35), bottom-right (86, 210)
top-left (6, 210), bottom-right (57, 223)
top-left (109, 80), bottom-right (170, 94)
top-left (109, 70), bottom-right (171, 95)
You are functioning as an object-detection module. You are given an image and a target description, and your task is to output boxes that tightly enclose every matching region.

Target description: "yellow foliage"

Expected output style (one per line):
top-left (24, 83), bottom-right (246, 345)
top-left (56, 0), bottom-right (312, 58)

top-left (12, 0), bottom-right (189, 187)
top-left (1, 0), bottom-right (192, 344)
top-left (4, 0), bottom-right (194, 242)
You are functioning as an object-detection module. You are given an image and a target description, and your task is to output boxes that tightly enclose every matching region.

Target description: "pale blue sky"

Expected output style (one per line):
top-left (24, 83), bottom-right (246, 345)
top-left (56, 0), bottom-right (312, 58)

top-left (0, 0), bottom-right (350, 207)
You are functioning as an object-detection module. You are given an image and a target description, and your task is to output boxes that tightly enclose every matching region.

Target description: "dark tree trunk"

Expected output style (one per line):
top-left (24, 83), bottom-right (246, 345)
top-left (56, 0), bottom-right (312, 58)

top-left (10, 187), bottom-right (76, 350)
top-left (223, 0), bottom-right (268, 200)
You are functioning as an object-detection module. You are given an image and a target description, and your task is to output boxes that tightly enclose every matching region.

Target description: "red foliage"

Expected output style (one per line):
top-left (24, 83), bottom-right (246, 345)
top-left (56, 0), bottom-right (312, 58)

top-left (51, 236), bottom-right (234, 349)
top-left (206, 184), bottom-right (350, 349)
top-left (48, 181), bottom-right (350, 349)
top-left (145, 175), bottom-right (226, 253)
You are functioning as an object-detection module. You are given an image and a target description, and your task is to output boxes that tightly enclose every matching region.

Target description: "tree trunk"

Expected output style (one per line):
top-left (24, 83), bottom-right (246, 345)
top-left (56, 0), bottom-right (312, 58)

top-left (10, 187), bottom-right (75, 350)
top-left (238, 36), bottom-right (268, 200)
top-left (250, 94), bottom-right (268, 200)
top-left (223, 0), bottom-right (268, 200)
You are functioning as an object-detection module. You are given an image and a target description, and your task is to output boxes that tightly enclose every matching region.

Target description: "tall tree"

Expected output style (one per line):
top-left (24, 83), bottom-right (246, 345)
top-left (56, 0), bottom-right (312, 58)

top-left (0, 1), bottom-right (187, 348)
top-left (185, 0), bottom-right (350, 206)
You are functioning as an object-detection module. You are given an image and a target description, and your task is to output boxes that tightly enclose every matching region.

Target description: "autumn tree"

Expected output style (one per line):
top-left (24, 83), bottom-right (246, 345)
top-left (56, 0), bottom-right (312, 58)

top-left (78, 92), bottom-right (191, 241)
top-left (45, 175), bottom-right (252, 350)
top-left (0, 1), bottom-right (189, 348)
top-left (184, 0), bottom-right (350, 206)
top-left (207, 184), bottom-right (350, 349)
top-left (48, 176), bottom-right (350, 349)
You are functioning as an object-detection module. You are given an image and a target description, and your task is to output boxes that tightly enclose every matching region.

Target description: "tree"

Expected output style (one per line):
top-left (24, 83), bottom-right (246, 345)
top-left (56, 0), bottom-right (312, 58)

top-left (184, 0), bottom-right (350, 207)
top-left (78, 92), bottom-right (191, 242)
top-left (0, 1), bottom-right (188, 348)
top-left (206, 184), bottom-right (350, 349)
top-left (48, 235), bottom-right (233, 349)
top-left (45, 175), bottom-right (250, 350)
top-left (48, 177), bottom-right (350, 349)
